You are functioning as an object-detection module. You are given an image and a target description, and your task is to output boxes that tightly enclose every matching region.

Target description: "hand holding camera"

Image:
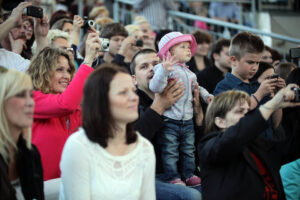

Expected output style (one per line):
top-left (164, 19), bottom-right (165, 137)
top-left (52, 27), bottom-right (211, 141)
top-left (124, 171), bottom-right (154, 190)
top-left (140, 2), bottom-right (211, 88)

top-left (84, 33), bottom-right (102, 66)
top-left (119, 36), bottom-right (143, 56)
top-left (263, 84), bottom-right (300, 111)
top-left (292, 87), bottom-right (300, 102)
top-left (268, 74), bottom-right (286, 95)
top-left (73, 15), bottom-right (84, 32)
top-left (8, 2), bottom-right (32, 26)
top-left (258, 78), bottom-right (278, 98)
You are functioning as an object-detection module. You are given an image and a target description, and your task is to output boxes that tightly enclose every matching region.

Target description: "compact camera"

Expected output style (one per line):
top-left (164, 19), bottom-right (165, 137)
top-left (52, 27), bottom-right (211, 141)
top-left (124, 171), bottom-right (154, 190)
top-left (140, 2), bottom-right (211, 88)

top-left (99, 38), bottom-right (109, 52)
top-left (135, 39), bottom-right (143, 47)
top-left (292, 87), bottom-right (300, 102)
top-left (24, 6), bottom-right (43, 18)
top-left (82, 16), bottom-right (95, 31)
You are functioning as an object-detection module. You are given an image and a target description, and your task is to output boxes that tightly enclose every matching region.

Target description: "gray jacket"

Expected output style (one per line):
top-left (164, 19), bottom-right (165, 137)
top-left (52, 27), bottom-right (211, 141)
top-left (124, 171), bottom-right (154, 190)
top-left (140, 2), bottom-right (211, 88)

top-left (149, 63), bottom-right (212, 120)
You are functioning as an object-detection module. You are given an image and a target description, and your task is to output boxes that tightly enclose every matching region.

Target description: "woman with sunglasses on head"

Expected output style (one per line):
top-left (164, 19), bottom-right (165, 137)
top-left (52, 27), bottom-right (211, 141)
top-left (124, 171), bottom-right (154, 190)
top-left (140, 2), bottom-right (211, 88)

top-left (0, 66), bottom-right (44, 200)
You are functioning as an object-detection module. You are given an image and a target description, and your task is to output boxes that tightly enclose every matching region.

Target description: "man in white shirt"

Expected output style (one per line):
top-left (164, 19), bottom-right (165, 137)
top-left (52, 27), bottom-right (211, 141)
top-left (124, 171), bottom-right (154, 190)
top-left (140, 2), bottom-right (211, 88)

top-left (0, 48), bottom-right (30, 72)
top-left (0, 2), bottom-right (48, 72)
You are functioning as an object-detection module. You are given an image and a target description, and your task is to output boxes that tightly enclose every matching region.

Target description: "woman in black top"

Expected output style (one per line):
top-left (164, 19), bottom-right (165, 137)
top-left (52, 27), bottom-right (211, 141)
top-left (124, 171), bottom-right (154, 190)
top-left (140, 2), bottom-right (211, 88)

top-left (198, 85), bottom-right (300, 200)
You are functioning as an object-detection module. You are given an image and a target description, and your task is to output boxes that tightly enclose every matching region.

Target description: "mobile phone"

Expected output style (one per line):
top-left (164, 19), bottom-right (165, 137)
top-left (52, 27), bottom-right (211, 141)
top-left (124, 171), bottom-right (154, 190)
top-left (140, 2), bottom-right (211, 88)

top-left (25, 6), bottom-right (43, 19)
top-left (270, 74), bottom-right (279, 79)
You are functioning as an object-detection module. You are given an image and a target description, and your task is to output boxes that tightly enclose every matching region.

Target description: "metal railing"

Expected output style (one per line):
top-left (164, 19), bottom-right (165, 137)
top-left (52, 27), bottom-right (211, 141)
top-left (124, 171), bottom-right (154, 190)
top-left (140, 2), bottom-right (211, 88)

top-left (113, 0), bottom-right (300, 45)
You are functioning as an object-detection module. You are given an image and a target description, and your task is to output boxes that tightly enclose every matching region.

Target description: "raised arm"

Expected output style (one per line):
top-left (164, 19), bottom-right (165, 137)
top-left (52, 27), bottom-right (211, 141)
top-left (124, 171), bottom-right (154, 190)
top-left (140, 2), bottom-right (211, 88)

top-left (70, 15), bottom-right (83, 46)
top-left (34, 14), bottom-right (49, 54)
top-left (0, 2), bottom-right (32, 43)
top-left (149, 55), bottom-right (177, 93)
top-left (34, 33), bottom-right (101, 118)
top-left (200, 84), bottom-right (300, 164)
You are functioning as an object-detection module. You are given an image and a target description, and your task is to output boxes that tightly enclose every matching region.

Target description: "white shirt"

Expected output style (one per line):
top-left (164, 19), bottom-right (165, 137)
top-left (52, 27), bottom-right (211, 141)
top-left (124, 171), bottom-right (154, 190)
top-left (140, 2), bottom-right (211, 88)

top-left (11, 179), bottom-right (25, 200)
top-left (0, 48), bottom-right (30, 72)
top-left (59, 128), bottom-right (156, 200)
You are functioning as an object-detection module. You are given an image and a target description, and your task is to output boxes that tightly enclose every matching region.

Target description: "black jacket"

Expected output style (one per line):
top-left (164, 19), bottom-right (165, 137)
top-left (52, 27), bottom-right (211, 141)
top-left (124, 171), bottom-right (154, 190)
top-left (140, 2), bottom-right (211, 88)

top-left (0, 135), bottom-right (44, 200)
top-left (198, 109), bottom-right (300, 200)
top-left (135, 89), bottom-right (165, 173)
top-left (186, 56), bottom-right (212, 75)
top-left (197, 63), bottom-right (225, 94)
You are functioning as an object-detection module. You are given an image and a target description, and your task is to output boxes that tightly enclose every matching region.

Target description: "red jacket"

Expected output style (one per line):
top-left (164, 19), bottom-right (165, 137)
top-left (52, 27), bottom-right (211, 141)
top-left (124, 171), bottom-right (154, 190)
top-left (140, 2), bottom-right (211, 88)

top-left (32, 64), bottom-right (93, 180)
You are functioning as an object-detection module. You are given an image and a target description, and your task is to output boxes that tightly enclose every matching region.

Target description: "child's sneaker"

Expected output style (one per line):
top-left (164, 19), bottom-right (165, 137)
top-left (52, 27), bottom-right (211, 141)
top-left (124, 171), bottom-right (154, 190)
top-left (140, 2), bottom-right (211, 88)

top-left (170, 178), bottom-right (186, 186)
top-left (185, 175), bottom-right (201, 187)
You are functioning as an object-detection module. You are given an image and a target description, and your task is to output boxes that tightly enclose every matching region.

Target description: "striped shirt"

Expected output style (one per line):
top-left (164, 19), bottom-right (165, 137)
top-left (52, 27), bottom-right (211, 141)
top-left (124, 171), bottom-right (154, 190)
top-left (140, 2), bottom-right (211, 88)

top-left (133, 0), bottom-right (177, 31)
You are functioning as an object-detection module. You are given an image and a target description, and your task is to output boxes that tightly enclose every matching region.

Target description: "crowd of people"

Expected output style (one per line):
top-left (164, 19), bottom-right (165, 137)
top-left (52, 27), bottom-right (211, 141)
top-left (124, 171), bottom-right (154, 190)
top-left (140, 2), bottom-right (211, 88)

top-left (0, 1), bottom-right (300, 200)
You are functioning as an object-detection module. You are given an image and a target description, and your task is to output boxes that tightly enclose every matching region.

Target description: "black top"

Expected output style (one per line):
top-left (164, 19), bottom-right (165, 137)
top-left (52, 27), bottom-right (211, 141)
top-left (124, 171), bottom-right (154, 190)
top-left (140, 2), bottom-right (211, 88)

top-left (92, 54), bottom-right (131, 73)
top-left (112, 54), bottom-right (131, 73)
top-left (197, 63), bottom-right (225, 94)
top-left (135, 89), bottom-right (165, 173)
top-left (198, 109), bottom-right (300, 200)
top-left (0, 135), bottom-right (44, 200)
top-left (186, 56), bottom-right (212, 75)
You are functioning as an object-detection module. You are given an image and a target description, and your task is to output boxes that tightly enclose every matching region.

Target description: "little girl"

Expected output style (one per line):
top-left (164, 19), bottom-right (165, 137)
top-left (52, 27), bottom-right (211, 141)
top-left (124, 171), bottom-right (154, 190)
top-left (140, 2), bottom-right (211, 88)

top-left (149, 31), bottom-right (213, 186)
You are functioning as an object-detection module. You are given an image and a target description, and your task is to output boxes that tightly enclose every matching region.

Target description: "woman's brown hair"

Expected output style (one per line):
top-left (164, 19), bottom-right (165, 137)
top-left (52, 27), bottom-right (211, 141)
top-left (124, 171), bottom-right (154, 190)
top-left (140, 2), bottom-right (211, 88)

top-left (82, 63), bottom-right (137, 148)
top-left (205, 90), bottom-right (250, 134)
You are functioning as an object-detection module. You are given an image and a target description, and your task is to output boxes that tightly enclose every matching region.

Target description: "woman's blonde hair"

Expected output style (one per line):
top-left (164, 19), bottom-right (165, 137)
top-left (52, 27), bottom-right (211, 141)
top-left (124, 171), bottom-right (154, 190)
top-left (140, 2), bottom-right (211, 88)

top-left (27, 47), bottom-right (76, 94)
top-left (125, 24), bottom-right (140, 36)
top-left (0, 66), bottom-right (33, 163)
top-left (95, 17), bottom-right (114, 28)
top-left (205, 90), bottom-right (251, 134)
top-left (89, 6), bottom-right (109, 20)
top-left (134, 16), bottom-right (149, 26)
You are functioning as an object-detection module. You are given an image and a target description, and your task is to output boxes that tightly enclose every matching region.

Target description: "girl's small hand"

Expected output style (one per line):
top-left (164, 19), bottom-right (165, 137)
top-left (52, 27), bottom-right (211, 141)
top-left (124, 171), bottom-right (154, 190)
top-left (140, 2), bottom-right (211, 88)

top-left (162, 54), bottom-right (178, 71)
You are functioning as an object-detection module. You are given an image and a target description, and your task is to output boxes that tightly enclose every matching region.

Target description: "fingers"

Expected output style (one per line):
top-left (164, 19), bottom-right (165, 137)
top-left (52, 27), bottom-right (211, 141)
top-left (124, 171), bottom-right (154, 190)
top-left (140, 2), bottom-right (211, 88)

top-left (15, 2), bottom-right (32, 14)
top-left (8, 32), bottom-right (14, 42)
top-left (171, 86), bottom-right (184, 99)
top-left (86, 33), bottom-right (101, 52)
top-left (164, 78), bottom-right (177, 91)
top-left (73, 15), bottom-right (84, 27)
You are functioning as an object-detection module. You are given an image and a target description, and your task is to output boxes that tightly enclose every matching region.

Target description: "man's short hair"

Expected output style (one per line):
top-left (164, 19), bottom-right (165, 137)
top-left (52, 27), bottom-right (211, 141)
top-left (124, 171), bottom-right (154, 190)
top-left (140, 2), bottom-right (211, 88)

top-left (99, 22), bottom-right (128, 39)
top-left (130, 48), bottom-right (157, 75)
top-left (229, 31), bottom-right (264, 60)
top-left (210, 38), bottom-right (231, 61)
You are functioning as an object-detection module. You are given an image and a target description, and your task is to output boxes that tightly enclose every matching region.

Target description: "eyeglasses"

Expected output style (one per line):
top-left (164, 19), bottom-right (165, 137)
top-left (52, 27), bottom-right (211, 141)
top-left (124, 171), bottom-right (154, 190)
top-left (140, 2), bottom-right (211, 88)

top-left (0, 66), bottom-right (8, 73)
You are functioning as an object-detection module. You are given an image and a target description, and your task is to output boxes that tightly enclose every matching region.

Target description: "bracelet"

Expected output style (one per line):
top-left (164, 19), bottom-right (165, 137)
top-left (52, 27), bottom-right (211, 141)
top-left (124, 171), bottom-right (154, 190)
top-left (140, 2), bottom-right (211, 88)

top-left (252, 94), bottom-right (259, 104)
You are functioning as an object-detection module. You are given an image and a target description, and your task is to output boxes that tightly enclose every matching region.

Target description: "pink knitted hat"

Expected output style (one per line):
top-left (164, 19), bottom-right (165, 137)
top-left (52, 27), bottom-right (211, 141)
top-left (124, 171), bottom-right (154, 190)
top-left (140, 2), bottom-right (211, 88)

top-left (157, 32), bottom-right (197, 59)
